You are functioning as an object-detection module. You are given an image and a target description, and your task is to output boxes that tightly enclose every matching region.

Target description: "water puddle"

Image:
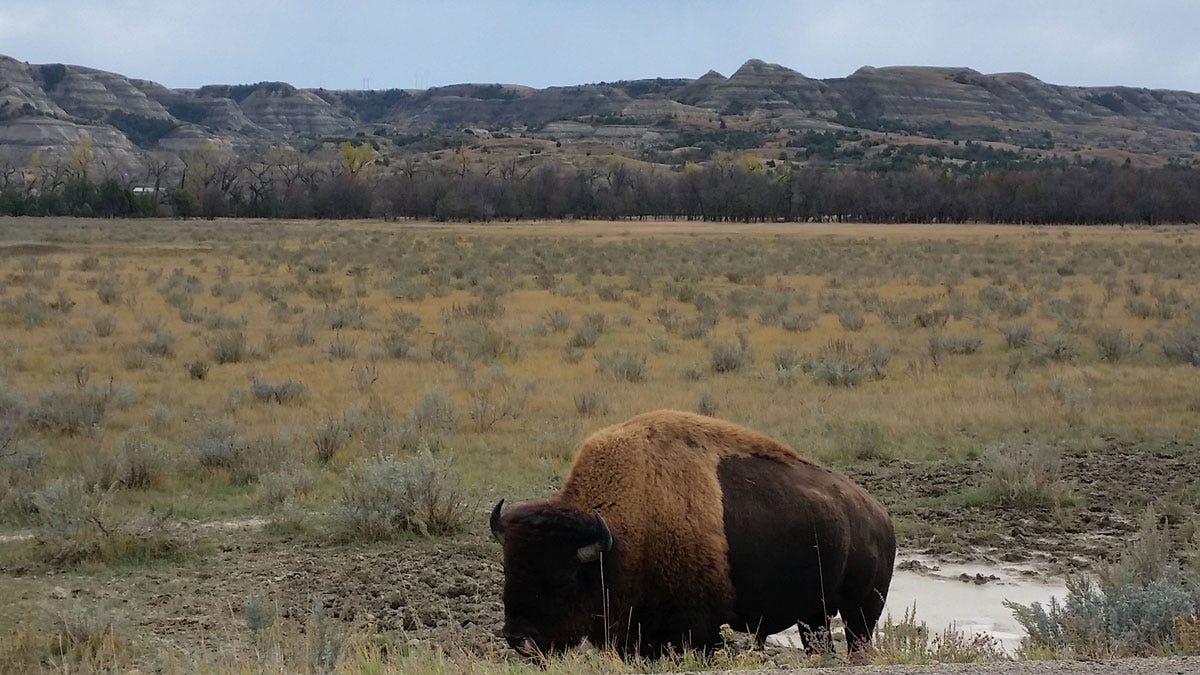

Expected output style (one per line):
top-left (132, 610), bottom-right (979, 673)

top-left (768, 555), bottom-right (1069, 653)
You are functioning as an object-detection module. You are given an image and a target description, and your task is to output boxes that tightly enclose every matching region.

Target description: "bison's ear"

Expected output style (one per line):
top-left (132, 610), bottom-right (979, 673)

top-left (576, 512), bottom-right (613, 563)
top-left (490, 499), bottom-right (505, 543)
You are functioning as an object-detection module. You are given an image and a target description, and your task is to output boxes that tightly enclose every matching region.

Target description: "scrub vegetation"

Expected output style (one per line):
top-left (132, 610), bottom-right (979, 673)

top-left (1, 217), bottom-right (1198, 671)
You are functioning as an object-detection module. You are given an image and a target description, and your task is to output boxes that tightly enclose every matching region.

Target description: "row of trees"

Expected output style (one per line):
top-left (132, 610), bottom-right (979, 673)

top-left (2, 144), bottom-right (1199, 224)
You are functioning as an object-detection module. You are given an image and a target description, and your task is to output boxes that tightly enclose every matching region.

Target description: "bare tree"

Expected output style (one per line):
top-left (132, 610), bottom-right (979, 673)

top-left (139, 152), bottom-right (173, 192)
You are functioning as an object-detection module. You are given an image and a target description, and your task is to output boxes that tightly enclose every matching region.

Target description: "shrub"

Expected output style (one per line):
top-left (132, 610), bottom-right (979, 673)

top-left (27, 381), bottom-right (126, 436)
top-left (1163, 327), bottom-right (1200, 367)
top-left (781, 313), bottom-right (816, 333)
top-left (378, 332), bottom-right (413, 359)
top-left (771, 348), bottom-right (802, 373)
top-left (326, 334), bottom-right (357, 360)
top-left (1, 291), bottom-right (54, 326)
top-left (0, 384), bottom-right (27, 453)
top-left (409, 388), bottom-right (458, 435)
top-left (930, 333), bottom-right (983, 356)
top-left (1007, 511), bottom-right (1200, 657)
top-left (680, 316), bottom-right (713, 340)
top-left (867, 343), bottom-right (893, 378)
top-left (313, 419), bottom-right (351, 465)
top-left (195, 310), bottom-right (244, 331)
top-left (258, 467), bottom-right (315, 507)
top-left (696, 393), bottom-right (718, 417)
top-left (980, 285), bottom-right (1030, 318)
top-left (1030, 332), bottom-right (1078, 365)
top-left (229, 433), bottom-right (294, 486)
top-left (465, 369), bottom-right (535, 432)
top-left (835, 304), bottom-right (866, 331)
top-left (352, 363), bottom-right (379, 393)
top-left (389, 310), bottom-right (421, 335)
top-left (574, 391), bottom-right (610, 417)
top-left (771, 348), bottom-right (809, 385)
top-left (654, 305), bottom-right (681, 332)
top-left (291, 321), bottom-right (316, 347)
top-left (1001, 323), bottom-right (1033, 350)
top-left (1126, 299), bottom-right (1156, 319)
top-left (1094, 328), bottom-right (1141, 363)
top-left (209, 330), bottom-right (248, 364)
top-left (115, 427), bottom-right (170, 490)
top-left (250, 377), bottom-right (309, 405)
top-left (913, 306), bottom-right (949, 329)
top-left (0, 442), bottom-right (45, 517)
top-left (121, 347), bottom-right (151, 371)
top-left (42, 606), bottom-right (132, 670)
top-left (568, 323), bottom-right (600, 349)
top-left (58, 330), bottom-right (90, 353)
top-left (811, 359), bottom-right (866, 387)
top-left (331, 449), bottom-right (470, 540)
top-left (188, 422), bottom-right (239, 470)
top-left (595, 350), bottom-right (647, 382)
top-left (595, 284), bottom-right (624, 302)
top-left (435, 320), bottom-right (517, 363)
top-left (185, 360), bottom-right (210, 380)
top-left (580, 312), bottom-right (607, 334)
top-left (95, 275), bottom-right (121, 305)
top-left (978, 442), bottom-right (1073, 509)
top-left (141, 331), bottom-right (175, 358)
top-left (210, 281), bottom-right (244, 302)
top-left (325, 302), bottom-right (368, 330)
top-left (710, 341), bottom-right (751, 374)
top-left (872, 605), bottom-right (1007, 664)
top-left (541, 308), bottom-right (571, 332)
top-left (91, 314), bottom-right (117, 338)
top-left (29, 479), bottom-right (187, 566)
top-left (305, 278), bottom-right (342, 303)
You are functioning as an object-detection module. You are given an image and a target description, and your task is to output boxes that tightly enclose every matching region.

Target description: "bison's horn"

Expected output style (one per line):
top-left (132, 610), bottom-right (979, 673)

top-left (577, 512), bottom-right (613, 563)
top-left (490, 499), bottom-right (505, 542)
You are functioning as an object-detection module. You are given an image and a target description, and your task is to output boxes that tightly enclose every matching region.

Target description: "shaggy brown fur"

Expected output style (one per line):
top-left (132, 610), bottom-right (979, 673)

top-left (493, 410), bottom-right (895, 656)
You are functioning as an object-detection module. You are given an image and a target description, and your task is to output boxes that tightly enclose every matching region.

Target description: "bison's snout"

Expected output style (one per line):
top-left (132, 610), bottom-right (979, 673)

top-left (502, 625), bottom-right (546, 657)
top-left (510, 636), bottom-right (541, 657)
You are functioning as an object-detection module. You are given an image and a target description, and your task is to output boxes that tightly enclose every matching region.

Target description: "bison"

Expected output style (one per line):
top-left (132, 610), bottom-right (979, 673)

top-left (490, 410), bottom-right (896, 657)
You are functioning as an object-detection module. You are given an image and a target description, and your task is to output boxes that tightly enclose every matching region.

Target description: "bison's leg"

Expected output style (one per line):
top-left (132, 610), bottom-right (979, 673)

top-left (839, 592), bottom-right (886, 655)
top-left (794, 614), bottom-right (833, 654)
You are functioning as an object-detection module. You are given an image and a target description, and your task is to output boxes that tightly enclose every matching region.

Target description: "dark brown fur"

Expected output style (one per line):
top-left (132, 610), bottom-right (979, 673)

top-left (492, 410), bottom-right (895, 656)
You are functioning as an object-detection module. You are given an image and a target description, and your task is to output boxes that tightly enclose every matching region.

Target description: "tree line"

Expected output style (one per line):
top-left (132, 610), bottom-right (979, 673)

top-left (2, 146), bottom-right (1198, 225)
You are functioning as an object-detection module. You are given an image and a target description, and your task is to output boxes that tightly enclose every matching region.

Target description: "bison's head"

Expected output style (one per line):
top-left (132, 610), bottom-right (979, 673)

top-left (490, 499), bottom-right (616, 657)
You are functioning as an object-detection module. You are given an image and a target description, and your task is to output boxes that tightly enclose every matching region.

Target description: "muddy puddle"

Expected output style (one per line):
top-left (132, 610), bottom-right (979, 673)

top-left (768, 555), bottom-right (1069, 653)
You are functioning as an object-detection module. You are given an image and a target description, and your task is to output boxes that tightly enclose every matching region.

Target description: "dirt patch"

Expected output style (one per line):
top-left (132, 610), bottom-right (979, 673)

top-left (0, 242), bottom-right (69, 255)
top-left (5, 533), bottom-right (508, 658)
top-left (0, 532), bottom-right (508, 670)
top-left (1, 438), bottom-right (1196, 667)
top-left (851, 438), bottom-right (1200, 573)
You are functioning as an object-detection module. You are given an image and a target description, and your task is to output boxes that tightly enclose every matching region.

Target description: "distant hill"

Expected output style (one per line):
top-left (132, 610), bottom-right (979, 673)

top-left (2, 53), bottom-right (1200, 177)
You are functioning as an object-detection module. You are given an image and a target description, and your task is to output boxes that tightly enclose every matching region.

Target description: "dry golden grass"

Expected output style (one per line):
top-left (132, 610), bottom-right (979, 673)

top-left (0, 217), bottom-right (1197, 516)
top-left (2, 217), bottom-right (1200, 672)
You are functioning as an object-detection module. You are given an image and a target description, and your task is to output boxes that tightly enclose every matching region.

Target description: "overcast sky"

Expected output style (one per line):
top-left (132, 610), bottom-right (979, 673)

top-left (1, 1), bottom-right (1196, 92)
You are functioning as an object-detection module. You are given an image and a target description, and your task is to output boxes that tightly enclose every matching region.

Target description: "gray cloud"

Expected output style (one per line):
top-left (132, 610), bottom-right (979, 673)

top-left (0, 0), bottom-right (1195, 91)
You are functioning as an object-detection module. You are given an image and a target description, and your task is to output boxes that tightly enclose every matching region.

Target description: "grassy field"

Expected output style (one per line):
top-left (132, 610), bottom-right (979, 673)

top-left (1, 217), bottom-right (1198, 671)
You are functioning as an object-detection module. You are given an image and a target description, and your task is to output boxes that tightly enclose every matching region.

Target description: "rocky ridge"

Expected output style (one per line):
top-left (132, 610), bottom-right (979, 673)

top-left (2, 53), bottom-right (1200, 174)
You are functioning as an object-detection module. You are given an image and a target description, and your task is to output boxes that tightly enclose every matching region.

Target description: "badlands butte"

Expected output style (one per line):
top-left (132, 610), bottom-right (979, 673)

top-left (2, 54), bottom-right (1200, 175)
